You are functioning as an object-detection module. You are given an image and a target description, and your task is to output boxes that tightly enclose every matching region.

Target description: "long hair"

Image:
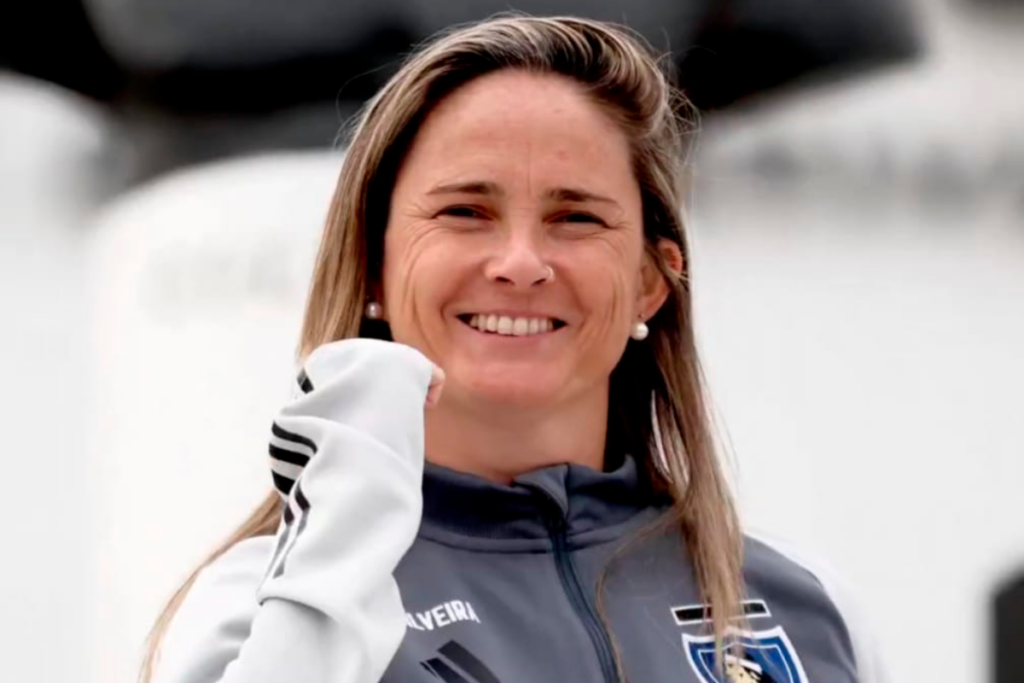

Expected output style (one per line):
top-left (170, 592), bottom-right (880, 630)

top-left (140, 15), bottom-right (743, 682)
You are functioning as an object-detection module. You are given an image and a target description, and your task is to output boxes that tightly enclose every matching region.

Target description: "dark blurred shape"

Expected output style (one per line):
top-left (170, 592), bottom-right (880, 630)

top-left (2, 0), bottom-right (919, 113)
top-left (678, 0), bottom-right (920, 109)
top-left (0, 0), bottom-right (126, 99)
top-left (0, 0), bottom-right (922, 182)
top-left (123, 25), bottom-right (420, 113)
top-left (995, 571), bottom-right (1024, 683)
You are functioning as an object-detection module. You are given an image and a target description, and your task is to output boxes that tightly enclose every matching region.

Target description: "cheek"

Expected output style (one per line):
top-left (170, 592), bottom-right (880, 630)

top-left (383, 229), bottom-right (426, 333)
top-left (584, 270), bottom-right (632, 330)
top-left (383, 229), bottom-right (462, 335)
top-left (574, 239), bottom-right (643, 327)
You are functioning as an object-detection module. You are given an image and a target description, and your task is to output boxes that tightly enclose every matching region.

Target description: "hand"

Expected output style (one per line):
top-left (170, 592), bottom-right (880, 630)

top-left (425, 364), bottom-right (446, 408)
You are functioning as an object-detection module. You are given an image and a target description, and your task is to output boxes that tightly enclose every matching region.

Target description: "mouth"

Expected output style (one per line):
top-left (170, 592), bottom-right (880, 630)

top-left (456, 313), bottom-right (567, 337)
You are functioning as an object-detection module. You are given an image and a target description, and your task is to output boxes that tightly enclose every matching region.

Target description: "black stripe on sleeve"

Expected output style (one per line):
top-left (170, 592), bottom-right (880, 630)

top-left (269, 444), bottom-right (310, 467)
top-left (267, 526), bottom-right (289, 572)
top-left (272, 482), bottom-right (311, 580)
top-left (264, 501), bottom-right (296, 585)
top-left (272, 472), bottom-right (295, 497)
top-left (297, 369), bottom-right (314, 394)
top-left (293, 483), bottom-right (311, 539)
top-left (271, 422), bottom-right (318, 454)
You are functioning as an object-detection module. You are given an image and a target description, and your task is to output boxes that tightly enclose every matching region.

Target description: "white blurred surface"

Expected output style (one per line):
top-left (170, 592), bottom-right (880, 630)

top-left (0, 74), bottom-right (116, 683)
top-left (87, 153), bottom-right (340, 683)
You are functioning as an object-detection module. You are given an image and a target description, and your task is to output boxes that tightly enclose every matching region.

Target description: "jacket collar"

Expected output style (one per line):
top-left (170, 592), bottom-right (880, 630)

top-left (419, 453), bottom-right (670, 544)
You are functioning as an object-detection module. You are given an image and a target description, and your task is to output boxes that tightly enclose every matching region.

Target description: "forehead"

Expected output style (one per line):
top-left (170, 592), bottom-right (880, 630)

top-left (396, 70), bottom-right (637, 195)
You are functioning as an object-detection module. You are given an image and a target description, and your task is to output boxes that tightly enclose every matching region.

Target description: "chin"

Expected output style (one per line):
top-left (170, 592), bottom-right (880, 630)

top-left (455, 370), bottom-right (563, 407)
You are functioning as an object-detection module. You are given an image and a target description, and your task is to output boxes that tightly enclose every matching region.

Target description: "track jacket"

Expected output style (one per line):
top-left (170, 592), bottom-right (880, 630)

top-left (153, 339), bottom-right (888, 683)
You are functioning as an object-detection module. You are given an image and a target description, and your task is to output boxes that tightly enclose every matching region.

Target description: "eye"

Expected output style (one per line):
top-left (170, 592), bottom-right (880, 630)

top-left (437, 205), bottom-right (487, 220)
top-left (556, 212), bottom-right (605, 226)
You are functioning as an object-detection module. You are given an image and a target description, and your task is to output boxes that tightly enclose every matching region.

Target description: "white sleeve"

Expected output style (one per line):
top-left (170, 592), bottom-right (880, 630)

top-left (153, 339), bottom-right (435, 683)
top-left (748, 530), bottom-right (891, 683)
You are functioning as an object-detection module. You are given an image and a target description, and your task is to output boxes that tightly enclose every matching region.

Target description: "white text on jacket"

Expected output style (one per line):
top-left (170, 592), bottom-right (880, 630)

top-left (406, 600), bottom-right (481, 631)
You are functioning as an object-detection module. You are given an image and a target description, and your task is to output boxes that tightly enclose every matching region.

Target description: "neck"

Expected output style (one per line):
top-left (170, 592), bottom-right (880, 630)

top-left (424, 389), bottom-right (609, 484)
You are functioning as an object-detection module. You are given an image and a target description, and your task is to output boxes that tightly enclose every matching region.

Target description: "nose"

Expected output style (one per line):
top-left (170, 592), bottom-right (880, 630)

top-left (483, 233), bottom-right (553, 289)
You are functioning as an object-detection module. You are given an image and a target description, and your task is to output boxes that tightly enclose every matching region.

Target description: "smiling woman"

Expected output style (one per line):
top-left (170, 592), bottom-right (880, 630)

top-left (140, 15), bottom-right (884, 683)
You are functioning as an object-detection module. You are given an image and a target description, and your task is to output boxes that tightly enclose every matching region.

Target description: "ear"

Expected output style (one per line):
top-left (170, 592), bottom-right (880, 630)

top-left (638, 238), bottom-right (683, 319)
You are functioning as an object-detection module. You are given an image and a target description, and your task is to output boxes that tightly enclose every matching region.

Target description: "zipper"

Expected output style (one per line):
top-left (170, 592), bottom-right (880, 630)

top-left (536, 493), bottom-right (620, 683)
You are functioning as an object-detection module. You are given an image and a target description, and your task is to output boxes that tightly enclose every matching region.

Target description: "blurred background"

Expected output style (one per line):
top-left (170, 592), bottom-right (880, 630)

top-left (1, 0), bottom-right (1021, 681)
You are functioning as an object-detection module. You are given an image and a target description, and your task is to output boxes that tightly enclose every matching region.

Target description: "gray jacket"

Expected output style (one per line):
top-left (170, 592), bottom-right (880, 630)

top-left (386, 456), bottom-right (874, 683)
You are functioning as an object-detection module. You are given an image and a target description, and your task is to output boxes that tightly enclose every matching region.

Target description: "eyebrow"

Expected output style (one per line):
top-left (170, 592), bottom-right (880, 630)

top-left (427, 181), bottom-right (620, 207)
top-left (547, 187), bottom-right (618, 206)
top-left (427, 181), bottom-right (502, 197)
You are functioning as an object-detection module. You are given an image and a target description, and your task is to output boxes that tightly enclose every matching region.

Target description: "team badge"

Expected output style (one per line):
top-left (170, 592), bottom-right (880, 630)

top-left (683, 627), bottom-right (809, 683)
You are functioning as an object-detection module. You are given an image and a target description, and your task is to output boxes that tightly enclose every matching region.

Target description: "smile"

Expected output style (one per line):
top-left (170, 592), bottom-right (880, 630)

top-left (457, 314), bottom-right (566, 337)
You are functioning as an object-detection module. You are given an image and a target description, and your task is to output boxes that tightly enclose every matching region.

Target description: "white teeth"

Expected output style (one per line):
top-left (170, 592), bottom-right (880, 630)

top-left (467, 315), bottom-right (558, 336)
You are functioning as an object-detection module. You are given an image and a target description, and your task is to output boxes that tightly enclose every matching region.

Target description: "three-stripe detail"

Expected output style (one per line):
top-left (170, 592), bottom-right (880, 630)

top-left (421, 641), bottom-right (502, 683)
top-left (269, 368), bottom-right (317, 498)
top-left (269, 422), bottom-right (316, 497)
top-left (265, 368), bottom-right (317, 581)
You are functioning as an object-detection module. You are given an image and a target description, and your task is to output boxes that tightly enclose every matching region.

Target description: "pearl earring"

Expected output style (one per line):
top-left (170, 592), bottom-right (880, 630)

top-left (631, 319), bottom-right (649, 341)
top-left (365, 301), bottom-right (383, 320)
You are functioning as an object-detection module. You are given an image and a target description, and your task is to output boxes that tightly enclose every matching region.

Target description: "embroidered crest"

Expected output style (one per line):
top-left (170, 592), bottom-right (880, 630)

top-left (683, 627), bottom-right (808, 683)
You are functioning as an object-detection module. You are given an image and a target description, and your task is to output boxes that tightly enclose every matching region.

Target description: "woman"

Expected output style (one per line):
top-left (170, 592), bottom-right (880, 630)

top-left (141, 15), bottom-right (884, 683)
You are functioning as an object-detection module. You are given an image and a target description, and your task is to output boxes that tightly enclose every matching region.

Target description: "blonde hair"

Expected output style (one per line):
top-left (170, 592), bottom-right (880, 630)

top-left (140, 14), bottom-right (743, 682)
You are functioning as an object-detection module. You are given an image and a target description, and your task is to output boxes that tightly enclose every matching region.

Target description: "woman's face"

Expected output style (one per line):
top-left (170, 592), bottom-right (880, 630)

top-left (383, 69), bottom-right (672, 411)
